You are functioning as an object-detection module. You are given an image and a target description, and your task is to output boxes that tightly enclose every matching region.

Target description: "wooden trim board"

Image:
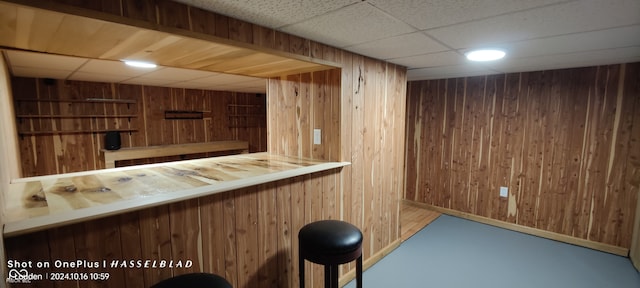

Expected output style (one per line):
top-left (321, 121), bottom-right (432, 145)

top-left (401, 201), bottom-right (441, 241)
top-left (102, 141), bottom-right (250, 168)
top-left (404, 200), bottom-right (629, 256)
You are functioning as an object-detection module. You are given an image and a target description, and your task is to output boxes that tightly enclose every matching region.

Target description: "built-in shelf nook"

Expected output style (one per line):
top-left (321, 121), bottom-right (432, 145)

top-left (14, 97), bottom-right (138, 135)
top-left (227, 103), bottom-right (266, 128)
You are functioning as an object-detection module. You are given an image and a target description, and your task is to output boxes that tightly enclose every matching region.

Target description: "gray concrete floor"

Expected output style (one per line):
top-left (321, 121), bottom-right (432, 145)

top-left (345, 215), bottom-right (640, 288)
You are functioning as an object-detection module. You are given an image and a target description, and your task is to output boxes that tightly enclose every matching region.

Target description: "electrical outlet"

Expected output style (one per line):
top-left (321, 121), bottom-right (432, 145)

top-left (313, 129), bottom-right (321, 145)
top-left (500, 186), bottom-right (508, 198)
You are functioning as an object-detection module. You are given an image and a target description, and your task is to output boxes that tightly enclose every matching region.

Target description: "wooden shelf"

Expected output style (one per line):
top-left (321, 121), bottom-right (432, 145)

top-left (17, 114), bottom-right (138, 119)
top-left (15, 98), bottom-right (138, 135)
top-left (15, 98), bottom-right (136, 104)
top-left (228, 114), bottom-right (266, 117)
top-left (227, 104), bottom-right (262, 107)
top-left (18, 129), bottom-right (138, 135)
top-left (227, 104), bottom-right (265, 128)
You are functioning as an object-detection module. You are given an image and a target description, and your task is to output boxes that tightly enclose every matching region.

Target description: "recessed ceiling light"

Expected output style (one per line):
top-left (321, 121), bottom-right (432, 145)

top-left (465, 49), bottom-right (506, 62)
top-left (123, 60), bottom-right (157, 68)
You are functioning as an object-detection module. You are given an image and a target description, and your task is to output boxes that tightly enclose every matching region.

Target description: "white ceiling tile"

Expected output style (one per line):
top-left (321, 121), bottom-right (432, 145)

top-left (346, 32), bottom-right (448, 60)
top-left (427, 0), bottom-right (640, 49)
top-left (5, 50), bottom-right (87, 70)
top-left (489, 25), bottom-right (640, 59)
top-left (120, 77), bottom-right (181, 87)
top-left (10, 66), bottom-right (74, 79)
top-left (488, 46), bottom-right (640, 73)
top-left (237, 79), bottom-right (267, 87)
top-left (407, 65), bottom-right (499, 81)
top-left (175, 0), bottom-right (359, 28)
top-left (167, 81), bottom-right (214, 89)
top-left (222, 82), bottom-right (267, 93)
top-left (191, 73), bottom-right (261, 84)
top-left (161, 81), bottom-right (209, 89)
top-left (368, 0), bottom-right (564, 30)
top-left (189, 77), bottom-right (230, 86)
top-left (5, 50), bottom-right (272, 92)
top-left (224, 80), bottom-right (266, 88)
top-left (281, 2), bottom-right (416, 48)
top-left (389, 50), bottom-right (464, 69)
top-left (140, 67), bottom-right (215, 81)
top-left (78, 59), bottom-right (157, 78)
top-left (68, 71), bottom-right (133, 83)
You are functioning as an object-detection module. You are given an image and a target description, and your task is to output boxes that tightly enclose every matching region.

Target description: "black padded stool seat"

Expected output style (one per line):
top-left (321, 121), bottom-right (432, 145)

top-left (150, 273), bottom-right (232, 288)
top-left (299, 220), bottom-right (363, 288)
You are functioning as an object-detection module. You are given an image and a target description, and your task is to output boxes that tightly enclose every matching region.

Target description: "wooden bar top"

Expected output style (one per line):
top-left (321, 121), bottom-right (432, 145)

top-left (4, 153), bottom-right (349, 237)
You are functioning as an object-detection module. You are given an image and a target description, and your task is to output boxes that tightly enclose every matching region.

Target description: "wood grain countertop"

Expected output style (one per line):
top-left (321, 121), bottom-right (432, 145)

top-left (3, 153), bottom-right (350, 237)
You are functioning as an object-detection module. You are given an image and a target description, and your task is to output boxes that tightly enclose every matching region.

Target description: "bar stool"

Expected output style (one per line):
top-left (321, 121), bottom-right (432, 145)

top-left (150, 273), bottom-right (232, 288)
top-left (298, 220), bottom-right (363, 288)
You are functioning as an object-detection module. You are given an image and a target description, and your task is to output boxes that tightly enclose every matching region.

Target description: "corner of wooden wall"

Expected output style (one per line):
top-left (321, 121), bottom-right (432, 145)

top-left (0, 50), bottom-right (21, 286)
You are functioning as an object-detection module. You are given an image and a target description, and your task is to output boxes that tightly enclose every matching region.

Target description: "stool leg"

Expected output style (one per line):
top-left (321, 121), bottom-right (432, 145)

top-left (329, 264), bottom-right (339, 288)
top-left (356, 255), bottom-right (363, 288)
top-left (299, 253), bottom-right (305, 288)
top-left (324, 265), bottom-right (331, 288)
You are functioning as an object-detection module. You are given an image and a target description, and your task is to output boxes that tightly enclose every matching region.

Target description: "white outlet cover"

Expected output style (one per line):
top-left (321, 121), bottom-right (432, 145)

top-left (313, 129), bottom-right (321, 145)
top-left (500, 186), bottom-right (508, 197)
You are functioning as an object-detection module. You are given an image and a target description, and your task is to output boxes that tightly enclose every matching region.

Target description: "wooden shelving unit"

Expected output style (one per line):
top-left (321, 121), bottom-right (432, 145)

top-left (15, 98), bottom-right (138, 135)
top-left (16, 114), bottom-right (138, 118)
top-left (18, 129), bottom-right (138, 136)
top-left (15, 98), bottom-right (136, 104)
top-left (227, 104), bottom-right (265, 128)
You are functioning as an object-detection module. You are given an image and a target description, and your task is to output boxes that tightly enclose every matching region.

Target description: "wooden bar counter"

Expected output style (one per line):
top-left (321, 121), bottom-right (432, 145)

top-left (101, 141), bottom-right (250, 169)
top-left (3, 153), bottom-right (349, 237)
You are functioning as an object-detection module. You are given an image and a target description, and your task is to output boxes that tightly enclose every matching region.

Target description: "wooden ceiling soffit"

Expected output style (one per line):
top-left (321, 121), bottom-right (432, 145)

top-left (0, 0), bottom-right (337, 78)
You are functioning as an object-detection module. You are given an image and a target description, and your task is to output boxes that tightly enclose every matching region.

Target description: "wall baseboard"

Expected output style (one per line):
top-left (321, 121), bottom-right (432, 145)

top-left (338, 239), bottom-right (402, 287)
top-left (403, 200), bottom-right (629, 257)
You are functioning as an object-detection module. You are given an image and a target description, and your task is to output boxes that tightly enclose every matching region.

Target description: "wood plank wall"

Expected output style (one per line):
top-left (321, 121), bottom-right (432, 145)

top-left (0, 48), bottom-right (21, 287)
top-left (405, 63), bottom-right (640, 249)
top-left (2, 0), bottom-right (408, 287)
top-left (268, 55), bottom-right (407, 270)
top-left (11, 77), bottom-right (266, 177)
top-left (4, 170), bottom-right (343, 288)
top-left (339, 56), bottom-right (407, 262)
top-left (633, 193), bottom-right (640, 269)
top-left (267, 69), bottom-right (341, 161)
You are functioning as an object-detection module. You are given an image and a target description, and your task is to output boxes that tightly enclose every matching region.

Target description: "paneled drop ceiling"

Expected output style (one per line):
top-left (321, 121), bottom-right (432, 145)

top-left (3, 50), bottom-right (268, 93)
top-left (176, 0), bottom-right (640, 80)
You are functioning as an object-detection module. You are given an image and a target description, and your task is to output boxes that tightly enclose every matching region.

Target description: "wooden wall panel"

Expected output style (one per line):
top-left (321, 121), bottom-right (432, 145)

top-left (11, 77), bottom-right (267, 177)
top-left (405, 63), bottom-right (640, 249)
top-left (4, 169), bottom-right (343, 288)
top-left (625, 63), bottom-right (640, 270)
top-left (267, 69), bottom-right (341, 161)
top-left (267, 55), bottom-right (407, 281)
top-left (0, 52), bottom-right (21, 286)
top-left (2, 1), bottom-right (409, 287)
